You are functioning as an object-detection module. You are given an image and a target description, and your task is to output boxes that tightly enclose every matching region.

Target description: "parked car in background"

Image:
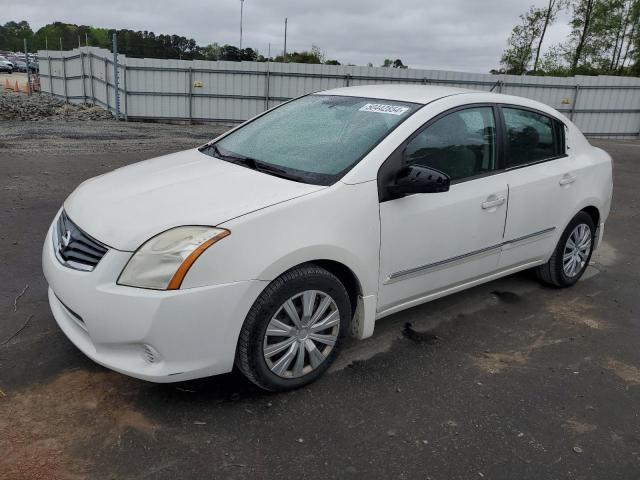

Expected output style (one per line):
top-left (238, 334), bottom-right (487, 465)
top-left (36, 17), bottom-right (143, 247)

top-left (43, 85), bottom-right (613, 392)
top-left (13, 60), bottom-right (27, 72)
top-left (0, 58), bottom-right (13, 73)
top-left (10, 59), bottom-right (38, 73)
top-left (0, 55), bottom-right (14, 67)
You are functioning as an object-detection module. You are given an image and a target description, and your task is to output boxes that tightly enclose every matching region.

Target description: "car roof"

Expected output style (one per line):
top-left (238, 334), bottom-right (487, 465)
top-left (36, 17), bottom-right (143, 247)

top-left (315, 84), bottom-right (475, 105)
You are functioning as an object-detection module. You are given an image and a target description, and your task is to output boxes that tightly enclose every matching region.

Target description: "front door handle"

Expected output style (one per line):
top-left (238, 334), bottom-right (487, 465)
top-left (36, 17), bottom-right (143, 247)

top-left (559, 174), bottom-right (577, 186)
top-left (481, 196), bottom-right (506, 210)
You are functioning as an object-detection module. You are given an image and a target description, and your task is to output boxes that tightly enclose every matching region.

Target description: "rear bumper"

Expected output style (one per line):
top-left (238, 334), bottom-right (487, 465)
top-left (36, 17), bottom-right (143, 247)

top-left (43, 221), bottom-right (267, 383)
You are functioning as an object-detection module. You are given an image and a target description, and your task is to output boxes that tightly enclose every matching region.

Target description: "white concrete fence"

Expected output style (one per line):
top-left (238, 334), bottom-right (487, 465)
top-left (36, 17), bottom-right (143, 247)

top-left (38, 47), bottom-right (640, 138)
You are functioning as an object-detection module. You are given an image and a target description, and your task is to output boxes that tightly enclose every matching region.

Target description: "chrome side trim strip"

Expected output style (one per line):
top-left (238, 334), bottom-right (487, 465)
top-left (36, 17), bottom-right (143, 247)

top-left (502, 227), bottom-right (556, 247)
top-left (387, 243), bottom-right (502, 282)
top-left (386, 227), bottom-right (556, 283)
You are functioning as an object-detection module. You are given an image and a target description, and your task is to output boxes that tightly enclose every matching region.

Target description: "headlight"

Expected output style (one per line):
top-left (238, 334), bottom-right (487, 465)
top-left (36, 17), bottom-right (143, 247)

top-left (118, 226), bottom-right (230, 290)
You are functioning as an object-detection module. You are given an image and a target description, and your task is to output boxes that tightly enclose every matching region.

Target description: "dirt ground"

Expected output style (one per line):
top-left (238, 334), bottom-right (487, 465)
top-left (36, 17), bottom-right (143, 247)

top-left (0, 121), bottom-right (639, 479)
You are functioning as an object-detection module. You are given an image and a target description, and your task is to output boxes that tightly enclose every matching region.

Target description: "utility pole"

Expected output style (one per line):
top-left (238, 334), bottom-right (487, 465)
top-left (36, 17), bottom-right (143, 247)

top-left (239, 0), bottom-right (243, 50)
top-left (283, 17), bottom-right (287, 61)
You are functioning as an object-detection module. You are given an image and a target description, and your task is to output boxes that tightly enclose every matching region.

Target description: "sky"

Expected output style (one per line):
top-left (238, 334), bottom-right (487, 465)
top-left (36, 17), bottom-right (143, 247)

top-left (2, 0), bottom-right (572, 72)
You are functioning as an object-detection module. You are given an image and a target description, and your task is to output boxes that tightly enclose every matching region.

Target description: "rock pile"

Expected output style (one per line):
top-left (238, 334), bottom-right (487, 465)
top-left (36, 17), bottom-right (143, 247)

top-left (0, 92), bottom-right (114, 121)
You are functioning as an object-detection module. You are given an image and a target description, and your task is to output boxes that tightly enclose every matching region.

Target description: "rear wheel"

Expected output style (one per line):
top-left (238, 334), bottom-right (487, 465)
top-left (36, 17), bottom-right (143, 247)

top-left (236, 264), bottom-right (351, 391)
top-left (536, 212), bottom-right (595, 287)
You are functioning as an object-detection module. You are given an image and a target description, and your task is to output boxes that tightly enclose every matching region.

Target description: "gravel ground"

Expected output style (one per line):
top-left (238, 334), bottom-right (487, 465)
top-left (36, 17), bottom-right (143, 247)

top-left (0, 119), bottom-right (230, 153)
top-left (0, 92), bottom-right (115, 121)
top-left (0, 122), bottom-right (639, 479)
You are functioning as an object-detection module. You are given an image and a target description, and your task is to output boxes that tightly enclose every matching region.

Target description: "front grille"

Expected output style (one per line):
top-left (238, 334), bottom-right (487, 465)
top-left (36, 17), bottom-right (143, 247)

top-left (54, 210), bottom-right (108, 271)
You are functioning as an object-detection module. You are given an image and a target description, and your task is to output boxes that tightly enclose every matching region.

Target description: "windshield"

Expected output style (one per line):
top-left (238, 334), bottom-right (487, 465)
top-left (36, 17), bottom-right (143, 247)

top-left (200, 94), bottom-right (419, 185)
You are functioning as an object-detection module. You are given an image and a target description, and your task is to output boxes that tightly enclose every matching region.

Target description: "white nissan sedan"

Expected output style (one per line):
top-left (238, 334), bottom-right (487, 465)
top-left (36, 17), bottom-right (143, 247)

top-left (43, 85), bottom-right (613, 391)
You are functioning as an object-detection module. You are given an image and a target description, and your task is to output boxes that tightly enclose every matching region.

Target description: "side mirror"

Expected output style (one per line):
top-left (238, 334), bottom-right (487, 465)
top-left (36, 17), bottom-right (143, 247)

top-left (387, 164), bottom-right (450, 198)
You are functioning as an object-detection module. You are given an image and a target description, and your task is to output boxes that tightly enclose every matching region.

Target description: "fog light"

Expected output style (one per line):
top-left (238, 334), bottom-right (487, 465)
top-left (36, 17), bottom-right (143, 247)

top-left (142, 344), bottom-right (160, 364)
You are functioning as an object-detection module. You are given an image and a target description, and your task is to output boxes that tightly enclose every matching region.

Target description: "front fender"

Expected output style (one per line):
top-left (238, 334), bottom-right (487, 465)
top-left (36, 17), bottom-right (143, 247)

top-left (181, 180), bottom-right (381, 298)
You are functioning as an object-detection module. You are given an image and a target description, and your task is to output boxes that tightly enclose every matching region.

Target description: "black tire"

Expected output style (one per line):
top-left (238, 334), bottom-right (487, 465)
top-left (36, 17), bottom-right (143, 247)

top-left (236, 264), bottom-right (351, 392)
top-left (536, 211), bottom-right (595, 288)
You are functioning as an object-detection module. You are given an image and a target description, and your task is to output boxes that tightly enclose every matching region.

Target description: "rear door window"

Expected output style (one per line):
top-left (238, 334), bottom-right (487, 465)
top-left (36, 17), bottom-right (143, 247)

top-left (503, 108), bottom-right (561, 167)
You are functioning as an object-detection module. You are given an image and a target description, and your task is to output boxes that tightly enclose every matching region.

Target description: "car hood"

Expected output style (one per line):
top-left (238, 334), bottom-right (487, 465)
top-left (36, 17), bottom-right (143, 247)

top-left (64, 148), bottom-right (325, 251)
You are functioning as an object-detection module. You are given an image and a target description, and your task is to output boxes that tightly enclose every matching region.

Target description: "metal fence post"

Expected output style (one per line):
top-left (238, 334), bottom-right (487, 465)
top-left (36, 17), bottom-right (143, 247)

top-left (570, 84), bottom-right (580, 121)
top-left (59, 38), bottom-right (68, 103)
top-left (79, 51), bottom-right (87, 103)
top-left (188, 67), bottom-right (193, 124)
top-left (61, 56), bottom-right (68, 103)
top-left (112, 33), bottom-right (121, 120)
top-left (47, 55), bottom-right (53, 96)
top-left (264, 69), bottom-right (270, 111)
top-left (88, 52), bottom-right (95, 105)
top-left (345, 74), bottom-right (351, 87)
top-left (104, 57), bottom-right (109, 110)
top-left (123, 64), bottom-right (128, 121)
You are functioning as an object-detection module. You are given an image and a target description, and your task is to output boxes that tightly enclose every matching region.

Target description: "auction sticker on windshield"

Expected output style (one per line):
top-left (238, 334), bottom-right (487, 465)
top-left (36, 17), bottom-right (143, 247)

top-left (359, 103), bottom-right (410, 115)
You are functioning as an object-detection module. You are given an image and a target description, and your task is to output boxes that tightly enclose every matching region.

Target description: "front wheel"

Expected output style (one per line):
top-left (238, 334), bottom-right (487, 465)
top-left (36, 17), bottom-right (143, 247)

top-left (236, 264), bottom-right (351, 392)
top-left (536, 212), bottom-right (595, 288)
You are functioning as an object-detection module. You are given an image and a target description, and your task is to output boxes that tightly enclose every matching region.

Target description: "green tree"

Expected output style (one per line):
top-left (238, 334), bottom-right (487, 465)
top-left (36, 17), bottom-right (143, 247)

top-left (381, 58), bottom-right (408, 68)
top-left (558, 0), bottom-right (639, 74)
top-left (532, 0), bottom-right (567, 72)
top-left (500, 6), bottom-right (549, 74)
top-left (625, 2), bottom-right (640, 74)
top-left (202, 42), bottom-right (222, 60)
top-left (273, 48), bottom-right (339, 64)
top-left (0, 21), bottom-right (33, 51)
top-left (569, 0), bottom-right (597, 72)
top-left (0, 20), bottom-right (345, 65)
top-left (499, 0), bottom-right (640, 76)
top-left (608, 0), bottom-right (639, 72)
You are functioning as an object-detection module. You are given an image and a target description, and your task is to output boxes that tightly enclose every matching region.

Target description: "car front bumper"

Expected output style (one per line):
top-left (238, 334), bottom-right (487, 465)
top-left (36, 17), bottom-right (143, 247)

top-left (43, 221), bottom-right (267, 383)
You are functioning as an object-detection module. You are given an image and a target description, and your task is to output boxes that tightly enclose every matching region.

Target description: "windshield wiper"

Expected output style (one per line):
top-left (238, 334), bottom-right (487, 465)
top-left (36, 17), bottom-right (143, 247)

top-left (203, 143), bottom-right (304, 183)
top-left (239, 157), bottom-right (306, 183)
top-left (251, 160), bottom-right (302, 181)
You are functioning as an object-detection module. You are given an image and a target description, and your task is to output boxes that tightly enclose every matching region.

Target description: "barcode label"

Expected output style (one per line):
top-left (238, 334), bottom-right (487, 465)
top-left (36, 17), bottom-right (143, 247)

top-left (359, 103), bottom-right (409, 115)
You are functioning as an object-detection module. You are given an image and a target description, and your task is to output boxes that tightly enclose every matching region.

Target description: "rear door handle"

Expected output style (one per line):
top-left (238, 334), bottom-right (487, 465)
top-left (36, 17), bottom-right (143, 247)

top-left (481, 196), bottom-right (506, 210)
top-left (559, 174), bottom-right (577, 186)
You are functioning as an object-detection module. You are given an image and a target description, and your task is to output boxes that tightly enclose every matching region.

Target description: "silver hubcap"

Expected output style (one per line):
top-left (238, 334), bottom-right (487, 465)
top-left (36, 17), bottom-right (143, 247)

top-left (263, 290), bottom-right (340, 378)
top-left (563, 223), bottom-right (592, 277)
